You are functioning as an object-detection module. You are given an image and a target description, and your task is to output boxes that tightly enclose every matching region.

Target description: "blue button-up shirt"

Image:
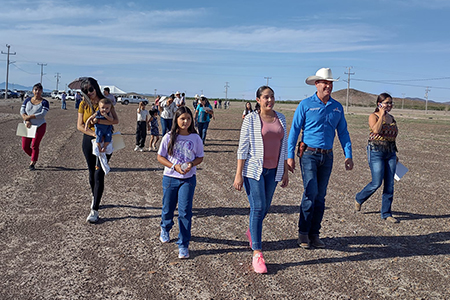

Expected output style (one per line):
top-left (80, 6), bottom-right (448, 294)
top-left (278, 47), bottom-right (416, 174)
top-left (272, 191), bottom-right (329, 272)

top-left (287, 93), bottom-right (352, 159)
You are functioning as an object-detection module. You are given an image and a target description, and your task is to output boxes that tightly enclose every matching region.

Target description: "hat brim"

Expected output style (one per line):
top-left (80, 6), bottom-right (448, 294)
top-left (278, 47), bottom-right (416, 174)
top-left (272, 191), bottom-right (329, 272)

top-left (305, 76), bottom-right (339, 85)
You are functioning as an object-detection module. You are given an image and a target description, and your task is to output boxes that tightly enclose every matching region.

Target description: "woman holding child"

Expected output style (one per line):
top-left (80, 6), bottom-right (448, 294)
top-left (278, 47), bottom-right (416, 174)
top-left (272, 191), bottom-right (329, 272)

top-left (76, 77), bottom-right (119, 223)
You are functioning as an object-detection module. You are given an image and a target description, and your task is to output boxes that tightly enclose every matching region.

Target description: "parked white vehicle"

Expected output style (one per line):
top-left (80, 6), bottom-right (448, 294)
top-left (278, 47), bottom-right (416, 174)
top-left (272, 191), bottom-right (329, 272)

top-left (117, 95), bottom-right (148, 105)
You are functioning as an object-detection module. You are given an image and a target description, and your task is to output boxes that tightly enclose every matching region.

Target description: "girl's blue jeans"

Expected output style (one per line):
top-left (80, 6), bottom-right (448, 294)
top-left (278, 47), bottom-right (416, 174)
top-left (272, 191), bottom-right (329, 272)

top-left (356, 147), bottom-right (397, 219)
top-left (243, 168), bottom-right (278, 251)
top-left (161, 175), bottom-right (196, 249)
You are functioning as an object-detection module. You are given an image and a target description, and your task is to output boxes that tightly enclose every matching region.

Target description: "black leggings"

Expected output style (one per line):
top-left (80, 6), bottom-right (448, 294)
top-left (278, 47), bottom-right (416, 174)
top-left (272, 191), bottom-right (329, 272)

top-left (135, 121), bottom-right (147, 148)
top-left (82, 134), bottom-right (111, 210)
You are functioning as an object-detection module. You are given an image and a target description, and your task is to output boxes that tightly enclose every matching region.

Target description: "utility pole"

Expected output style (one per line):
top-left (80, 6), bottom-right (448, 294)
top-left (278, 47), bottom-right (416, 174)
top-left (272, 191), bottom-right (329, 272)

top-left (224, 82), bottom-right (229, 100)
top-left (424, 87), bottom-right (430, 114)
top-left (264, 77), bottom-right (272, 86)
top-left (2, 44), bottom-right (16, 100)
top-left (401, 93), bottom-right (405, 110)
top-left (55, 73), bottom-right (61, 91)
top-left (344, 67), bottom-right (354, 113)
top-left (37, 63), bottom-right (47, 84)
top-left (201, 90), bottom-right (203, 96)
top-left (154, 89), bottom-right (157, 98)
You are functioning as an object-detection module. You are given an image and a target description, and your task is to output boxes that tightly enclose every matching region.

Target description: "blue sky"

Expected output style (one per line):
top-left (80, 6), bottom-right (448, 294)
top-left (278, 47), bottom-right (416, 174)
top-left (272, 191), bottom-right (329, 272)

top-left (1, 0), bottom-right (450, 102)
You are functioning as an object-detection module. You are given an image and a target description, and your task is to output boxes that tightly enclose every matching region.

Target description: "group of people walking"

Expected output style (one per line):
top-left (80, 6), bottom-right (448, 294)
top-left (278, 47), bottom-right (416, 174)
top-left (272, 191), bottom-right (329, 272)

top-left (19, 67), bottom-right (400, 274)
top-left (233, 67), bottom-right (399, 273)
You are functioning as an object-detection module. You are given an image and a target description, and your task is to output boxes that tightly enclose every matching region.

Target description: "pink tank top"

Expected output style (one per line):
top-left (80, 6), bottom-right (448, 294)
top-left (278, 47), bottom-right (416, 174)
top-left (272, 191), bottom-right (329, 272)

top-left (261, 115), bottom-right (284, 169)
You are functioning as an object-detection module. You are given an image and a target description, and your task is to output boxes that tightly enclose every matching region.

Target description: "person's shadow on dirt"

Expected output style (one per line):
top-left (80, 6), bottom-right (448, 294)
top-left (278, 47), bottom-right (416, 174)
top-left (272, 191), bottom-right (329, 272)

top-left (266, 231), bottom-right (450, 274)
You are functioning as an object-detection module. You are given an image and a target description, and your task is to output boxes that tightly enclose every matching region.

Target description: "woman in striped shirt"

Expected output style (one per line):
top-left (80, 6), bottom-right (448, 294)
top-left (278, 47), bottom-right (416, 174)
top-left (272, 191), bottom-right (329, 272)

top-left (233, 86), bottom-right (289, 274)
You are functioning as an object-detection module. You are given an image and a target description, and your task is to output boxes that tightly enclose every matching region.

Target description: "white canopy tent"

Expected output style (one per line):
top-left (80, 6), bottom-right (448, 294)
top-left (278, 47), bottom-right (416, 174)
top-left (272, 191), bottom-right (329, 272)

top-left (100, 85), bottom-right (127, 95)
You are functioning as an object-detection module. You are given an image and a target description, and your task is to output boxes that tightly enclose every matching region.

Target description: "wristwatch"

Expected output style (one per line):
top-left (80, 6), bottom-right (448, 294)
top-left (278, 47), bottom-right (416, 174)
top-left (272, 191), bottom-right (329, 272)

top-left (170, 163), bottom-right (176, 171)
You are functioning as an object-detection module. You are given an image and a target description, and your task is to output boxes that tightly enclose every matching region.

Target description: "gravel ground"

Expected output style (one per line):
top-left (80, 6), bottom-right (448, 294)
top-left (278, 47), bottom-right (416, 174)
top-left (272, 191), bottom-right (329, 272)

top-left (1, 99), bottom-right (449, 300)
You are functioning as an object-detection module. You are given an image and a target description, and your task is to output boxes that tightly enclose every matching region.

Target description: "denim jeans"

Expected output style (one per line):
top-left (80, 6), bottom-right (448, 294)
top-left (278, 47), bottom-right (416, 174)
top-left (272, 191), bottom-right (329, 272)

top-left (299, 150), bottom-right (333, 235)
top-left (243, 168), bottom-right (278, 251)
top-left (161, 118), bottom-right (172, 136)
top-left (161, 175), bottom-right (196, 249)
top-left (197, 121), bottom-right (209, 144)
top-left (356, 147), bottom-right (397, 219)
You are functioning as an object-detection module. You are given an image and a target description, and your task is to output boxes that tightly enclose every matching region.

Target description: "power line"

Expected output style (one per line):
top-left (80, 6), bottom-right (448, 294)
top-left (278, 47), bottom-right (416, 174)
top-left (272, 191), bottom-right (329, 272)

top-left (37, 63), bottom-right (47, 84)
top-left (264, 76), bottom-right (272, 86)
top-left (2, 44), bottom-right (17, 100)
top-left (224, 82), bottom-right (229, 100)
top-left (344, 66), bottom-right (354, 113)
top-left (352, 78), bottom-right (450, 90)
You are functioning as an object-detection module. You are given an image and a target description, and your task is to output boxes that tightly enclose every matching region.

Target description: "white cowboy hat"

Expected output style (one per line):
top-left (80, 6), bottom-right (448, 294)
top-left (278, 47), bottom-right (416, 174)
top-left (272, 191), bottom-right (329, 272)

top-left (194, 94), bottom-right (199, 98)
top-left (175, 91), bottom-right (180, 94)
top-left (305, 68), bottom-right (339, 85)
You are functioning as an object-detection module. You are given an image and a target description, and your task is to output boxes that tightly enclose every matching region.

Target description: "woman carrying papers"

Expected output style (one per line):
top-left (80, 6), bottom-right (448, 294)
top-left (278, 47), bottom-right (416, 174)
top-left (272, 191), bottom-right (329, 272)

top-left (20, 83), bottom-right (49, 171)
top-left (355, 93), bottom-right (400, 223)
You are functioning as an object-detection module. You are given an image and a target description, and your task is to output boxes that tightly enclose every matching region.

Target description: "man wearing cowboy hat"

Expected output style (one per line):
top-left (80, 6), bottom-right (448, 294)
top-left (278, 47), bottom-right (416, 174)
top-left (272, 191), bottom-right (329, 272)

top-left (287, 67), bottom-right (353, 249)
top-left (174, 91), bottom-right (185, 107)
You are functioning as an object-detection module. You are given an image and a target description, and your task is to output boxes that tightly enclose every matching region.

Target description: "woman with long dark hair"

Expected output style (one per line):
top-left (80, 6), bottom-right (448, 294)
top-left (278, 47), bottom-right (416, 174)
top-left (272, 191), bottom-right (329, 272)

top-left (233, 86), bottom-right (289, 273)
top-left (20, 83), bottom-right (49, 171)
top-left (355, 93), bottom-right (399, 223)
top-left (76, 77), bottom-right (119, 223)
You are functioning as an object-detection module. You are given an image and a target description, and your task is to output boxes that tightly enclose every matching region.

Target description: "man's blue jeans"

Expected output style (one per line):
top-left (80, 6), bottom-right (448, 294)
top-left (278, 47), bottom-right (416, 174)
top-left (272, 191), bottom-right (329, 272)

top-left (161, 118), bottom-right (172, 136)
top-left (197, 121), bottom-right (209, 144)
top-left (243, 168), bottom-right (278, 251)
top-left (299, 150), bottom-right (333, 235)
top-left (161, 175), bottom-right (196, 249)
top-left (356, 147), bottom-right (397, 219)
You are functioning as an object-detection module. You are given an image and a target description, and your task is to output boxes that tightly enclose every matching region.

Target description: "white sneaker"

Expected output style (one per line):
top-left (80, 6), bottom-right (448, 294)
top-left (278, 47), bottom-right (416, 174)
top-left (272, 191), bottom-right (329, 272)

top-left (86, 209), bottom-right (99, 223)
top-left (134, 146), bottom-right (140, 151)
top-left (90, 196), bottom-right (94, 210)
top-left (139, 147), bottom-right (144, 152)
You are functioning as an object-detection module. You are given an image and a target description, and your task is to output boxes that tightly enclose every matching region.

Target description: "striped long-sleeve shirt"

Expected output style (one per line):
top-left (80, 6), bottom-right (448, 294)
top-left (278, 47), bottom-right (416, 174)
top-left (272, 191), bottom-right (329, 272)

top-left (237, 111), bottom-right (288, 182)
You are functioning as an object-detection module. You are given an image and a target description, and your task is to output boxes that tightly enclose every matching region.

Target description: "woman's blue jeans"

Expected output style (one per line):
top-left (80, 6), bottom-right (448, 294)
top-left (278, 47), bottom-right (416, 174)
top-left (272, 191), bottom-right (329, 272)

top-left (161, 175), bottom-right (196, 249)
top-left (299, 150), bottom-right (334, 236)
top-left (161, 118), bottom-right (172, 136)
top-left (356, 147), bottom-right (397, 219)
top-left (243, 168), bottom-right (278, 251)
top-left (197, 121), bottom-right (209, 144)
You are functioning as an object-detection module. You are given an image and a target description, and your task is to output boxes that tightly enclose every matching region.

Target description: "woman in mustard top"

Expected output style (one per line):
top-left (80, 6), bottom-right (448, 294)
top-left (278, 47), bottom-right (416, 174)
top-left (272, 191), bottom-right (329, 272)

top-left (77, 77), bottom-right (119, 223)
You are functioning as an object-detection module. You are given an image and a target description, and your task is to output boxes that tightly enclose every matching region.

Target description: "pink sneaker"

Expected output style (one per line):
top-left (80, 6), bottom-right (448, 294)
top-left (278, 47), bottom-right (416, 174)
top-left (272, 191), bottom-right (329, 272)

top-left (252, 252), bottom-right (267, 274)
top-left (245, 229), bottom-right (252, 248)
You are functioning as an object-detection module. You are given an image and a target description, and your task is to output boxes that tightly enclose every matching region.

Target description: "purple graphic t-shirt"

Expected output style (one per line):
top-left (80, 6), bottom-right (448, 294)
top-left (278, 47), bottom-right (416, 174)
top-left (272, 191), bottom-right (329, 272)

top-left (158, 132), bottom-right (204, 179)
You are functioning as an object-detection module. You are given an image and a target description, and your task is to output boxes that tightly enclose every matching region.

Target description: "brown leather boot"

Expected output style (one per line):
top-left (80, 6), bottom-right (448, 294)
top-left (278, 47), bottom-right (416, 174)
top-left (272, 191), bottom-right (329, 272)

top-left (309, 234), bottom-right (325, 248)
top-left (298, 234), bottom-right (311, 249)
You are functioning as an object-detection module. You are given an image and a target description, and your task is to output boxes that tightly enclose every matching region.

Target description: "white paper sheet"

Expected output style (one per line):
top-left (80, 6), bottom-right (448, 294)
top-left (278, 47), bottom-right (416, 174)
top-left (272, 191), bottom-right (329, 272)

top-left (16, 123), bottom-right (37, 138)
top-left (394, 161), bottom-right (408, 181)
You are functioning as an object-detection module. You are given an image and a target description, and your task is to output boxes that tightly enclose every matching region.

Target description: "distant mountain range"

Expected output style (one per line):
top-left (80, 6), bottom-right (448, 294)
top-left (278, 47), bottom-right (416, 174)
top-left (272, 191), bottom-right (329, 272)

top-left (331, 88), bottom-right (450, 107)
top-left (1, 82), bottom-right (449, 106)
top-left (0, 82), bottom-right (52, 92)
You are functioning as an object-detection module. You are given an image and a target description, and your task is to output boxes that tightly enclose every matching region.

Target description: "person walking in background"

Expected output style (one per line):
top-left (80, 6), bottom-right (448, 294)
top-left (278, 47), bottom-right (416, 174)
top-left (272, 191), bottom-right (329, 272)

top-left (194, 96), bottom-right (215, 145)
top-left (76, 77), bottom-right (119, 223)
top-left (192, 94), bottom-right (199, 110)
top-left (159, 94), bottom-right (177, 136)
top-left (103, 87), bottom-right (116, 106)
top-left (242, 101), bottom-right (253, 119)
top-left (61, 91), bottom-right (67, 110)
top-left (148, 109), bottom-right (160, 151)
top-left (214, 100), bottom-right (218, 109)
top-left (287, 68), bottom-right (353, 249)
top-left (75, 91), bottom-right (82, 109)
top-left (157, 106), bottom-right (204, 259)
top-left (134, 101), bottom-right (149, 152)
top-left (233, 86), bottom-right (289, 274)
top-left (355, 93), bottom-right (400, 223)
top-left (20, 83), bottom-right (49, 171)
top-left (175, 91), bottom-right (184, 107)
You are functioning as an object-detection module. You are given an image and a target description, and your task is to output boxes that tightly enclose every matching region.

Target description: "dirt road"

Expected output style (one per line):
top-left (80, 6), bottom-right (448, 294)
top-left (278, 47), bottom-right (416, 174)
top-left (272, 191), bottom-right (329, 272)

top-left (1, 99), bottom-right (449, 299)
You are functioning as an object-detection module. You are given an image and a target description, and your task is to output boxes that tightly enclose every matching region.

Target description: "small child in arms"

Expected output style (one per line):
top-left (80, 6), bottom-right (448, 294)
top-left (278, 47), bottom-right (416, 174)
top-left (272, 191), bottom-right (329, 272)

top-left (85, 98), bottom-right (114, 152)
